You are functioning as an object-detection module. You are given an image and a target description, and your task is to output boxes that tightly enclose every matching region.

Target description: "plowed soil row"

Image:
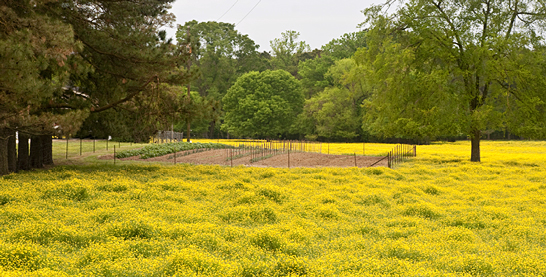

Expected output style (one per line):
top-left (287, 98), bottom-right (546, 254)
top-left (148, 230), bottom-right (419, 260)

top-left (103, 149), bottom-right (388, 168)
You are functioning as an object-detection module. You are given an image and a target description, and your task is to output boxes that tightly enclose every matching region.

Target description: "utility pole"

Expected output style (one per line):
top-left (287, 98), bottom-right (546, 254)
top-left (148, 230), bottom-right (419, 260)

top-left (186, 27), bottom-right (192, 142)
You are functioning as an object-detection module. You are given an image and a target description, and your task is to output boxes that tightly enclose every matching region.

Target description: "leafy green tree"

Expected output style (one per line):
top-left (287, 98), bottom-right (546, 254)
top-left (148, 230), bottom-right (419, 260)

top-left (173, 91), bottom-right (221, 138)
top-left (270, 30), bottom-right (311, 76)
top-left (177, 21), bottom-right (269, 99)
top-left (222, 70), bottom-right (304, 138)
top-left (176, 21), bottom-right (268, 138)
top-left (298, 55), bottom-right (335, 98)
top-left (358, 0), bottom-right (546, 161)
top-left (322, 31), bottom-right (367, 60)
top-left (299, 87), bottom-right (362, 141)
top-left (297, 59), bottom-right (368, 141)
top-left (298, 31), bottom-right (367, 98)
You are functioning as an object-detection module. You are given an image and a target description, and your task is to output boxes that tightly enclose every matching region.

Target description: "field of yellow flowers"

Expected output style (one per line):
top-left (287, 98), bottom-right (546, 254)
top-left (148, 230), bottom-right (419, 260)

top-left (1, 140), bottom-right (545, 276)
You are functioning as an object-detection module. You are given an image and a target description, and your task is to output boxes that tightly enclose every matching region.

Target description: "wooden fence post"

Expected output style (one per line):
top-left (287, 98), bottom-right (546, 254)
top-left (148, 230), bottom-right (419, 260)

top-left (288, 142), bottom-right (290, 168)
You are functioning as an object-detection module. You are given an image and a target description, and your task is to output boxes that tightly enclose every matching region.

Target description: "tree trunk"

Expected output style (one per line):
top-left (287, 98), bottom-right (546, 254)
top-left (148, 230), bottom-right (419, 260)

top-left (8, 130), bottom-right (17, 173)
top-left (186, 119), bottom-right (191, 142)
top-left (470, 129), bottom-right (481, 162)
top-left (30, 135), bottom-right (44, 169)
top-left (17, 133), bottom-right (30, 171)
top-left (0, 128), bottom-right (9, 176)
top-left (42, 135), bottom-right (54, 165)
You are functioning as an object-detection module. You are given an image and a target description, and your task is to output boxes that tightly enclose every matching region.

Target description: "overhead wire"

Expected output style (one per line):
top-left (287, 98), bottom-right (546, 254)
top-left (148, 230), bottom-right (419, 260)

top-left (217, 0), bottom-right (239, 21)
top-left (235, 0), bottom-right (262, 26)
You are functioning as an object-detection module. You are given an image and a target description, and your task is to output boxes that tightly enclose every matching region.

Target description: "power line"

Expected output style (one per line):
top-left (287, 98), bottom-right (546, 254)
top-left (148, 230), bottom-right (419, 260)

top-left (217, 0), bottom-right (239, 21)
top-left (236, 0), bottom-right (262, 26)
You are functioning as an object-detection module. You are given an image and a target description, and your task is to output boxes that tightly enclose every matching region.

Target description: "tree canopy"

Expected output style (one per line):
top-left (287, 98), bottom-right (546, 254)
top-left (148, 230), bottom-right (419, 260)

top-left (297, 59), bottom-right (368, 142)
top-left (0, 0), bottom-right (188, 174)
top-left (358, 0), bottom-right (546, 161)
top-left (299, 30), bottom-right (367, 98)
top-left (222, 70), bottom-right (304, 138)
top-left (270, 30), bottom-right (311, 76)
top-left (176, 20), bottom-right (269, 99)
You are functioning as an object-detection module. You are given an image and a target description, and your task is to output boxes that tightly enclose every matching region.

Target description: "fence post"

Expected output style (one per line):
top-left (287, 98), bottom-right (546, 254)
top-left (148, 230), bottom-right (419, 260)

top-left (414, 145), bottom-right (417, 157)
top-left (354, 152), bottom-right (357, 167)
top-left (93, 138), bottom-right (95, 153)
top-left (288, 142), bottom-right (290, 168)
top-left (114, 145), bottom-right (116, 165)
top-left (80, 138), bottom-right (82, 156)
top-left (66, 137), bottom-right (68, 159)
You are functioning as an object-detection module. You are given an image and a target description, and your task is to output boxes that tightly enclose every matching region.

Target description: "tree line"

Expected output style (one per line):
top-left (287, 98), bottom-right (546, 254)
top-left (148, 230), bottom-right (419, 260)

top-left (191, 1), bottom-right (546, 163)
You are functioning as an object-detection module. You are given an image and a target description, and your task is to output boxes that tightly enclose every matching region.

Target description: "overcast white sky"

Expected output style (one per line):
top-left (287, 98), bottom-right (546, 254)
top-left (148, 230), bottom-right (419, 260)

top-left (165, 0), bottom-right (384, 52)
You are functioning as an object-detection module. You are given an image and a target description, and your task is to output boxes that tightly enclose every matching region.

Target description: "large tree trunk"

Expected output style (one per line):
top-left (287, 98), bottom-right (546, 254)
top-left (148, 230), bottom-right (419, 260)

top-left (0, 128), bottom-right (9, 176)
top-left (42, 135), bottom-right (54, 165)
top-left (209, 121), bottom-right (217, 139)
top-left (470, 129), bottom-right (481, 162)
top-left (17, 133), bottom-right (30, 171)
top-left (8, 130), bottom-right (17, 173)
top-left (30, 135), bottom-right (44, 169)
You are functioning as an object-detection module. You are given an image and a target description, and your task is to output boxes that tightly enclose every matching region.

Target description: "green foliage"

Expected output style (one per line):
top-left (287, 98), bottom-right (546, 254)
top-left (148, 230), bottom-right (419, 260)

top-left (177, 20), bottom-right (269, 100)
top-left (359, 0), bottom-right (546, 160)
top-left (0, 0), bottom-right (86, 137)
top-left (298, 31), bottom-right (367, 99)
top-left (270, 30), bottom-right (311, 76)
top-left (298, 56), bottom-right (336, 98)
top-left (322, 31), bottom-right (367, 60)
top-left (297, 59), bottom-right (367, 141)
top-left (115, 142), bottom-right (231, 159)
top-left (222, 70), bottom-right (304, 138)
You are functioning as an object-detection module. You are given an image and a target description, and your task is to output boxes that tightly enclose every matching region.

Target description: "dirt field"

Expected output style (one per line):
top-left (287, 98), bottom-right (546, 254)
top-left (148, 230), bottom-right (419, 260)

top-left (101, 149), bottom-right (388, 168)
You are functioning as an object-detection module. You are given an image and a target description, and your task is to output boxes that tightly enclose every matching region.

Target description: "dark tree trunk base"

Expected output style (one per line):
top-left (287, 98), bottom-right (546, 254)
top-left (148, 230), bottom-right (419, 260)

top-left (0, 128), bottom-right (9, 176)
top-left (30, 135), bottom-right (44, 169)
top-left (8, 130), bottom-right (17, 173)
top-left (18, 133), bottom-right (30, 171)
top-left (42, 135), bottom-right (54, 165)
top-left (471, 129), bottom-right (481, 162)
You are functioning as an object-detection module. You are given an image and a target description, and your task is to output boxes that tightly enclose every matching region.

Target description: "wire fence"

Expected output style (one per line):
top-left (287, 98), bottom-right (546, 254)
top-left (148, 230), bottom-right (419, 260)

top-left (53, 138), bottom-right (416, 169)
top-left (153, 131), bottom-right (184, 143)
top-left (387, 144), bottom-right (417, 168)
